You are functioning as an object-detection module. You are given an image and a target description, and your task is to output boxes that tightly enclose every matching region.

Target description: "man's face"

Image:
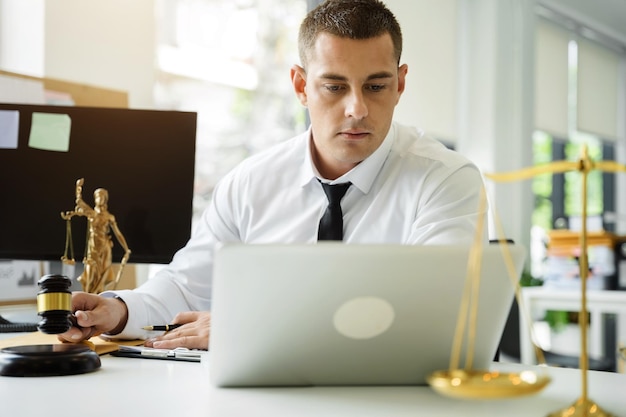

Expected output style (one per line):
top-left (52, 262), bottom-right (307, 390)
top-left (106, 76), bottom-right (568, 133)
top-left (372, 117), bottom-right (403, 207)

top-left (292, 32), bottom-right (407, 179)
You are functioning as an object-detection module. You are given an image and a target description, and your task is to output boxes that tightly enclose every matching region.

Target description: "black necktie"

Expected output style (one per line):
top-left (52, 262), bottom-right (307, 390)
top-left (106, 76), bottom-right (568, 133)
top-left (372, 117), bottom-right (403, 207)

top-left (318, 181), bottom-right (351, 241)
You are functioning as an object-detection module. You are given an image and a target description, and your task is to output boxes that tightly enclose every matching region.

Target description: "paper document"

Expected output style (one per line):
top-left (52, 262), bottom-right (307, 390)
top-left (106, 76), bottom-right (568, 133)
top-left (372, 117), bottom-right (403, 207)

top-left (111, 345), bottom-right (205, 362)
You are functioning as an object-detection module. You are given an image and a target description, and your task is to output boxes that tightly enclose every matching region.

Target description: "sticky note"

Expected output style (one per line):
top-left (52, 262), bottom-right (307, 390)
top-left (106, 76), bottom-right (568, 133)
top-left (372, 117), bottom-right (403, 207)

top-left (28, 112), bottom-right (72, 152)
top-left (0, 110), bottom-right (19, 149)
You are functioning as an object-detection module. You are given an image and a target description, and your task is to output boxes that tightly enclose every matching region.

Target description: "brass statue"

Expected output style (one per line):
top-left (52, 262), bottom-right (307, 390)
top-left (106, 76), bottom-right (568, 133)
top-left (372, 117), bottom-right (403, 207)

top-left (61, 178), bottom-right (131, 294)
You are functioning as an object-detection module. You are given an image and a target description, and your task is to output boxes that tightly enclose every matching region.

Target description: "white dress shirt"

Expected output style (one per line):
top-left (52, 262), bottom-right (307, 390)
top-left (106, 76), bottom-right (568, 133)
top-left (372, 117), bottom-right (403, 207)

top-left (107, 122), bottom-right (486, 339)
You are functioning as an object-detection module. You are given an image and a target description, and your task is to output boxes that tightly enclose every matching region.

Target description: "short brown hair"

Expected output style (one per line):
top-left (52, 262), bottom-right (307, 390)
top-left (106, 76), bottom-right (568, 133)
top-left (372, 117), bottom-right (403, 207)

top-left (298, 0), bottom-right (403, 69)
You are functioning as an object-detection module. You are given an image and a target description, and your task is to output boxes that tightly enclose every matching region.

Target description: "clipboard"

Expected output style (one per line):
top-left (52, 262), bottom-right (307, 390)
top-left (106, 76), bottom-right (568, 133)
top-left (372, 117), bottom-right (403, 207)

top-left (110, 345), bottom-right (205, 362)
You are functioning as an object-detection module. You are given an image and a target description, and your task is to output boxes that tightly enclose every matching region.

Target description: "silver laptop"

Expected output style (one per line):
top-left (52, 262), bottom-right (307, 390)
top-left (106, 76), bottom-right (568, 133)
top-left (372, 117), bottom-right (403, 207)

top-left (209, 243), bottom-right (525, 387)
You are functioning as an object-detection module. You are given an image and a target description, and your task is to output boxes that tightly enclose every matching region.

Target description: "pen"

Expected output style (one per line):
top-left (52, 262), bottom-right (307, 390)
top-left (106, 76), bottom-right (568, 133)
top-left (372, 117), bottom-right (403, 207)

top-left (142, 323), bottom-right (183, 331)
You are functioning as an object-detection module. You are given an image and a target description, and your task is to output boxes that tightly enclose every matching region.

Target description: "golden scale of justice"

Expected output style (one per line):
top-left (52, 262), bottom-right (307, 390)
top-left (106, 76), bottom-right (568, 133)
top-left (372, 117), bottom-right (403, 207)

top-left (427, 144), bottom-right (626, 417)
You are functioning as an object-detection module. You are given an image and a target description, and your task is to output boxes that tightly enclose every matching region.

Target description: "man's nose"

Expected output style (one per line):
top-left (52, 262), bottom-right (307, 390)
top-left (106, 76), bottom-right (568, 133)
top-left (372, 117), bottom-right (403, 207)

top-left (344, 91), bottom-right (368, 120)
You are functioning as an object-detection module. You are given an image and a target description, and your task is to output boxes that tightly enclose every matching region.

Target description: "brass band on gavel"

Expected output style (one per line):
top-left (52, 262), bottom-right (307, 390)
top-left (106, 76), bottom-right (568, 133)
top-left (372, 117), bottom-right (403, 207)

top-left (37, 292), bottom-right (72, 313)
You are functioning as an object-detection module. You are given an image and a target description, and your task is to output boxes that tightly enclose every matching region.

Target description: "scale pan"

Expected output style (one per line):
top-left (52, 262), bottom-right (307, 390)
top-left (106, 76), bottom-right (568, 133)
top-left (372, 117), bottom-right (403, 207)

top-left (427, 369), bottom-right (550, 399)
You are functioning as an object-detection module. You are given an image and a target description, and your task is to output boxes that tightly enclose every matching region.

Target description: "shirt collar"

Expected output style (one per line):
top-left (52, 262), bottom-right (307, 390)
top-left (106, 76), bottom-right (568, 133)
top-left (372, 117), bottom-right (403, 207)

top-left (298, 123), bottom-right (395, 194)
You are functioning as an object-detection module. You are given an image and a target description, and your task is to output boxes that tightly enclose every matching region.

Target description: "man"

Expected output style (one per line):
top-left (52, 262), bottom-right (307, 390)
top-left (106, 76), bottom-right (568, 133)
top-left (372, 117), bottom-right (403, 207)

top-left (59, 0), bottom-right (486, 349)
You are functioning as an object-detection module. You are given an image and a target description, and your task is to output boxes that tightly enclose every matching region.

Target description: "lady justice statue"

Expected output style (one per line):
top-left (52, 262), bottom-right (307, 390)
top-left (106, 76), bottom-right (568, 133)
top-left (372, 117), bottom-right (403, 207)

top-left (61, 178), bottom-right (131, 294)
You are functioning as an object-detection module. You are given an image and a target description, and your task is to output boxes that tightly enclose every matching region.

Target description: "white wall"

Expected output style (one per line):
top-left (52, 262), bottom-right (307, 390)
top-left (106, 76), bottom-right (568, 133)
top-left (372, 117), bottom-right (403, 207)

top-left (0, 0), bottom-right (44, 76)
top-left (0, 0), bottom-right (156, 109)
top-left (386, 0), bottom-right (535, 249)
top-left (44, 0), bottom-right (156, 108)
top-left (389, 0), bottom-right (458, 143)
top-left (458, 0), bottom-right (535, 248)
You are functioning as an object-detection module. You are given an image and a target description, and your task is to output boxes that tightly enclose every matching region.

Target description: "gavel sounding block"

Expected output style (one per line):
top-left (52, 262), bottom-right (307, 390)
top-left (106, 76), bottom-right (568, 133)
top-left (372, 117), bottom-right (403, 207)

top-left (0, 344), bottom-right (101, 377)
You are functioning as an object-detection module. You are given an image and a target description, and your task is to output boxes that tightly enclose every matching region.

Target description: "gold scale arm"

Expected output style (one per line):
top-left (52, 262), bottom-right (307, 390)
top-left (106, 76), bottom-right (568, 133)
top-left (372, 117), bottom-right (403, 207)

top-left (484, 145), bottom-right (625, 417)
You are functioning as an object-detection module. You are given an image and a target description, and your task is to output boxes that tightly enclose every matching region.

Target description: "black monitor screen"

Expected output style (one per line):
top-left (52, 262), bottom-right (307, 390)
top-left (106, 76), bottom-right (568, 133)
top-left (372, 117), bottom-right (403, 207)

top-left (0, 103), bottom-right (196, 264)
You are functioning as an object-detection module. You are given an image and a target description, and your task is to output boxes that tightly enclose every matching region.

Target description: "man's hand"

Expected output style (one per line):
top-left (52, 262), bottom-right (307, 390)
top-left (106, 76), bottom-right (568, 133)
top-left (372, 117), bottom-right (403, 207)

top-left (57, 292), bottom-right (128, 343)
top-left (144, 311), bottom-right (211, 350)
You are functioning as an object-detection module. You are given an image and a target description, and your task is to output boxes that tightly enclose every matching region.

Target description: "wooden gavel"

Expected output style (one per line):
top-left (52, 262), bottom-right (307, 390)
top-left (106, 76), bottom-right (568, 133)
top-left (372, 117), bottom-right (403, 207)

top-left (36, 274), bottom-right (73, 334)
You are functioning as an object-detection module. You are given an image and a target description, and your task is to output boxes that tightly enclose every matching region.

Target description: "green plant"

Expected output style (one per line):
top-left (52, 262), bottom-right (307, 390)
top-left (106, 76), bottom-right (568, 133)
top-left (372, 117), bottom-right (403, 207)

top-left (518, 270), bottom-right (568, 332)
top-left (544, 310), bottom-right (569, 333)
top-left (519, 270), bottom-right (543, 287)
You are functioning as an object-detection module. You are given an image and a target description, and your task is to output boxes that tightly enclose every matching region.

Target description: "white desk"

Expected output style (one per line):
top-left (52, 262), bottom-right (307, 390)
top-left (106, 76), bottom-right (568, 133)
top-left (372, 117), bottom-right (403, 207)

top-left (1, 349), bottom-right (625, 416)
top-left (519, 287), bottom-right (626, 365)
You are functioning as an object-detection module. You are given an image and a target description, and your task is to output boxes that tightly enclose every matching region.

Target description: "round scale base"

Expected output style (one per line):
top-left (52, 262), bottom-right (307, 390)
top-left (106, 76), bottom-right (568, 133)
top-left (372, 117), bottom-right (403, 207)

top-left (0, 344), bottom-right (101, 377)
top-left (548, 398), bottom-right (615, 417)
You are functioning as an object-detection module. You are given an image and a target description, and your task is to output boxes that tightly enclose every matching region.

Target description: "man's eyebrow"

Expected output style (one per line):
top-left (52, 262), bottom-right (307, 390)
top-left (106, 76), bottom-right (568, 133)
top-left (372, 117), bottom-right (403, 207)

top-left (319, 71), bottom-right (395, 81)
top-left (319, 73), bottom-right (347, 81)
top-left (366, 71), bottom-right (394, 80)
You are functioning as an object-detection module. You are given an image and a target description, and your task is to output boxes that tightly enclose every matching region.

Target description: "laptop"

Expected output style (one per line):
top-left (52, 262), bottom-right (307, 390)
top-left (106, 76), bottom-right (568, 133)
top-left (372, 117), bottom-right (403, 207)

top-left (209, 243), bottom-right (525, 387)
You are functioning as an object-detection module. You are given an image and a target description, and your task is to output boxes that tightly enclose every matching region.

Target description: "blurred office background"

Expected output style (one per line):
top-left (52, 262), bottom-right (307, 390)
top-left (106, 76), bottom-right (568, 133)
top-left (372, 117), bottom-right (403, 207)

top-left (1, 0), bottom-right (625, 288)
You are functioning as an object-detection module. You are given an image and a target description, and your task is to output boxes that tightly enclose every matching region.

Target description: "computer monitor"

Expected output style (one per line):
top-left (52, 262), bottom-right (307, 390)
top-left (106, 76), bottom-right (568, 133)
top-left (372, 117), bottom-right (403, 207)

top-left (0, 103), bottom-right (197, 264)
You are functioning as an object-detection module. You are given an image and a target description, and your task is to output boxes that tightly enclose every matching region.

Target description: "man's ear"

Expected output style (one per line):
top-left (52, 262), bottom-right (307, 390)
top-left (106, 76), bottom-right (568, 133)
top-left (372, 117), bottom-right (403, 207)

top-left (396, 63), bottom-right (408, 101)
top-left (290, 65), bottom-right (308, 107)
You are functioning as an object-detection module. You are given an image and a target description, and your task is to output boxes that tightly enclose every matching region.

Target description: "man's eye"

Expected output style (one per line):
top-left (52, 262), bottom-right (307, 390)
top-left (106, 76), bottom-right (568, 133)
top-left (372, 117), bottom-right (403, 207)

top-left (324, 84), bottom-right (344, 93)
top-left (367, 84), bottom-right (386, 92)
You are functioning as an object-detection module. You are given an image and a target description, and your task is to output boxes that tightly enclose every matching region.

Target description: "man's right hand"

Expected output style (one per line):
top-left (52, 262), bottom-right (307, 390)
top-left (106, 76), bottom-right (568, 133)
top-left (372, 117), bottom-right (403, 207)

top-left (57, 292), bottom-right (128, 343)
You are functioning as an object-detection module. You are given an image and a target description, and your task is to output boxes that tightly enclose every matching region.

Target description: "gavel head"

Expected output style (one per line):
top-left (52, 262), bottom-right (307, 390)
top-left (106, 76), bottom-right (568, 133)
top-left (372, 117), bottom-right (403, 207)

top-left (37, 274), bottom-right (73, 334)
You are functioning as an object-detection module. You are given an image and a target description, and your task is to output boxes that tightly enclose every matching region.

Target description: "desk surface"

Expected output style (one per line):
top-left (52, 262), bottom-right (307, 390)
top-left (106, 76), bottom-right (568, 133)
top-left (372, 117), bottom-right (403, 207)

top-left (1, 351), bottom-right (625, 417)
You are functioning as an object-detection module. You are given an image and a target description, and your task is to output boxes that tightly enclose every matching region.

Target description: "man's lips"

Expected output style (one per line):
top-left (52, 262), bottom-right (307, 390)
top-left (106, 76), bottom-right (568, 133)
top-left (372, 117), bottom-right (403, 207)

top-left (339, 130), bottom-right (370, 139)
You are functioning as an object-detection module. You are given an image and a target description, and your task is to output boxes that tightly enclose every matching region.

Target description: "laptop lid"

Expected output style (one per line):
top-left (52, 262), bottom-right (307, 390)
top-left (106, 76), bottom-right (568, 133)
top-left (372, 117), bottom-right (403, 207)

top-left (209, 243), bottom-right (525, 387)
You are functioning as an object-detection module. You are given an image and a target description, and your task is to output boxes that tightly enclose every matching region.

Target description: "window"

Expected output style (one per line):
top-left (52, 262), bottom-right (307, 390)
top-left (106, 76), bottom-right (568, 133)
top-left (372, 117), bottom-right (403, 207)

top-left (154, 0), bottom-right (308, 220)
top-left (532, 132), bottom-right (613, 231)
top-left (532, 20), bottom-right (620, 278)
